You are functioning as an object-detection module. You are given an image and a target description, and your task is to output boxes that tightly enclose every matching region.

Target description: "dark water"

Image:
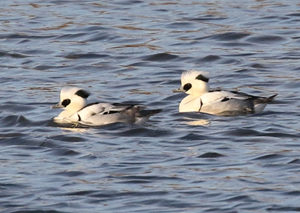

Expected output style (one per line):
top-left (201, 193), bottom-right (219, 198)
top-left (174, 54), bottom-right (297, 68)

top-left (1, 0), bottom-right (300, 212)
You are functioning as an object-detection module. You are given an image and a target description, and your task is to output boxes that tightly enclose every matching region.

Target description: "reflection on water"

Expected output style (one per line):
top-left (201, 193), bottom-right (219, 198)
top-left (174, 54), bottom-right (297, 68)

top-left (184, 118), bottom-right (210, 126)
top-left (1, 0), bottom-right (300, 212)
top-left (185, 119), bottom-right (210, 126)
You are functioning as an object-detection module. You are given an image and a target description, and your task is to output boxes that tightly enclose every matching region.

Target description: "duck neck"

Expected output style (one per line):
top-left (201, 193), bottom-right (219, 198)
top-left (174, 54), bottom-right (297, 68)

top-left (190, 90), bottom-right (207, 97)
top-left (59, 109), bottom-right (76, 118)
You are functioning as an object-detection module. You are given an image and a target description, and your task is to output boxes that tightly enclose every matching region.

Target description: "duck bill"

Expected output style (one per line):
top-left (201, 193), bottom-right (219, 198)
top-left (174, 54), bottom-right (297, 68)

top-left (173, 87), bottom-right (184, 93)
top-left (52, 103), bottom-right (63, 109)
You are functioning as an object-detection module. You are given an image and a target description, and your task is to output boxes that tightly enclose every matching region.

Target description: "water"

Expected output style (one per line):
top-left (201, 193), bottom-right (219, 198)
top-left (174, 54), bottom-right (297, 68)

top-left (1, 0), bottom-right (300, 212)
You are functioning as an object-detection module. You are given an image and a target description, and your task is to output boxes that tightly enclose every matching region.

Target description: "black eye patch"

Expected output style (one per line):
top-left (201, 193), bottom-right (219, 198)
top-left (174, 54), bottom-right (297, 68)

top-left (61, 99), bottom-right (71, 107)
top-left (196, 74), bottom-right (209, 82)
top-left (183, 83), bottom-right (192, 92)
top-left (75, 89), bottom-right (90, 98)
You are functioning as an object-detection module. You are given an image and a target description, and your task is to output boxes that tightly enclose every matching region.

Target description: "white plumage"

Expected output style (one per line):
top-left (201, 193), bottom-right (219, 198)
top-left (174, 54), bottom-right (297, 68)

top-left (175, 70), bottom-right (277, 115)
top-left (53, 87), bottom-right (160, 126)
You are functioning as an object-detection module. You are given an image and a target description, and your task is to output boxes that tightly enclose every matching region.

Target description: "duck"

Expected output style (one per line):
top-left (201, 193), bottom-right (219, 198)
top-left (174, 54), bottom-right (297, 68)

top-left (53, 87), bottom-right (160, 126)
top-left (174, 70), bottom-right (277, 115)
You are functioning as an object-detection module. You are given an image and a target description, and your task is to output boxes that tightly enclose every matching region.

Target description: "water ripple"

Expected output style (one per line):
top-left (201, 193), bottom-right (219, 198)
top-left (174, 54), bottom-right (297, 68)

top-left (142, 52), bottom-right (179, 61)
top-left (63, 52), bottom-right (111, 59)
top-left (209, 32), bottom-right (251, 41)
top-left (198, 152), bottom-right (225, 158)
top-left (247, 35), bottom-right (286, 44)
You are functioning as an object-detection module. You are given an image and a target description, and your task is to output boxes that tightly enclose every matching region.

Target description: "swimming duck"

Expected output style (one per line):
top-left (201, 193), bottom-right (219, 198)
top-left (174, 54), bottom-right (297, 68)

top-left (174, 70), bottom-right (277, 115)
top-left (53, 87), bottom-right (160, 126)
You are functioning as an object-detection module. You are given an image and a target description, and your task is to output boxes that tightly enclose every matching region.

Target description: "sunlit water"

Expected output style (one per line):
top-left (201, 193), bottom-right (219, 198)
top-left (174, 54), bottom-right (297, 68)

top-left (1, 0), bottom-right (300, 212)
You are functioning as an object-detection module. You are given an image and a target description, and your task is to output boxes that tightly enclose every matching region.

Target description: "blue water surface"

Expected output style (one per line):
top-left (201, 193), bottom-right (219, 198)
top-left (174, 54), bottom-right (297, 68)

top-left (0, 0), bottom-right (300, 212)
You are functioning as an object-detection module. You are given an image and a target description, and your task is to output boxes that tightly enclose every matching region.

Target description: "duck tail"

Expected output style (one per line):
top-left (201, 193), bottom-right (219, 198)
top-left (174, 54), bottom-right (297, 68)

top-left (253, 94), bottom-right (277, 113)
top-left (123, 105), bottom-right (140, 117)
top-left (121, 105), bottom-right (160, 123)
top-left (266, 94), bottom-right (278, 102)
top-left (254, 94), bottom-right (277, 104)
top-left (138, 109), bottom-right (162, 117)
top-left (133, 108), bottom-right (161, 124)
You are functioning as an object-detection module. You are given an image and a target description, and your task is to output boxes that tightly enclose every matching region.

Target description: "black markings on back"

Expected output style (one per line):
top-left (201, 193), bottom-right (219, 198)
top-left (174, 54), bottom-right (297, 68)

top-left (183, 83), bottom-right (192, 92)
top-left (61, 99), bottom-right (71, 107)
top-left (196, 74), bottom-right (209, 82)
top-left (103, 111), bottom-right (119, 115)
top-left (221, 97), bottom-right (230, 102)
top-left (75, 89), bottom-right (90, 98)
top-left (199, 99), bottom-right (203, 111)
top-left (113, 103), bottom-right (135, 108)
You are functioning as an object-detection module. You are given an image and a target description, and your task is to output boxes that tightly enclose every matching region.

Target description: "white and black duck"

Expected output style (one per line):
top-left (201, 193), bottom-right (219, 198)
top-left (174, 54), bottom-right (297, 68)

top-left (174, 70), bottom-right (277, 115)
top-left (53, 87), bottom-right (160, 126)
